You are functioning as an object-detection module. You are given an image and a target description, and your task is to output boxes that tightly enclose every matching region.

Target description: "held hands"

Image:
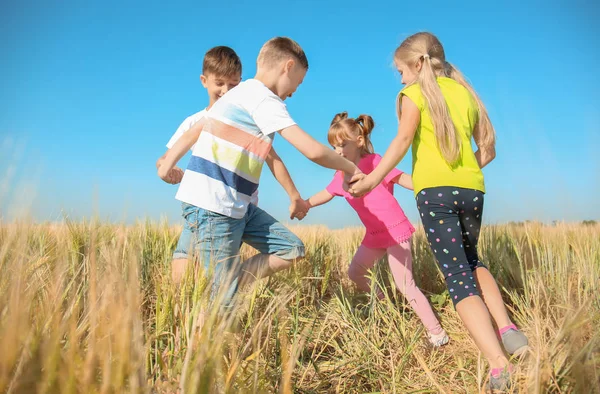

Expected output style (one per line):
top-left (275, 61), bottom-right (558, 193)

top-left (289, 196), bottom-right (310, 221)
top-left (343, 168), bottom-right (373, 198)
top-left (157, 165), bottom-right (184, 185)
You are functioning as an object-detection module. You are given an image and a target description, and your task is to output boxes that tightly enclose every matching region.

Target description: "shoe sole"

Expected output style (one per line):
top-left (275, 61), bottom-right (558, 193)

top-left (430, 337), bottom-right (450, 347)
top-left (510, 344), bottom-right (530, 357)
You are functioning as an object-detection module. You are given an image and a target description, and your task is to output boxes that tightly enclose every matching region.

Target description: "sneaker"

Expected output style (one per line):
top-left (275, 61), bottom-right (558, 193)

top-left (500, 324), bottom-right (529, 356)
top-left (428, 329), bottom-right (449, 347)
top-left (486, 367), bottom-right (513, 393)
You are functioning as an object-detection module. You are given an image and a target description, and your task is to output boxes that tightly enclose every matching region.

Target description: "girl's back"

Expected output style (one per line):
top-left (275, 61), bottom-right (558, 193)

top-left (401, 77), bottom-right (484, 196)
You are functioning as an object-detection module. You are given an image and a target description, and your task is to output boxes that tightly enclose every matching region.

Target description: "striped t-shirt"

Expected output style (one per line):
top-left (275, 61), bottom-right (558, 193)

top-left (175, 79), bottom-right (296, 218)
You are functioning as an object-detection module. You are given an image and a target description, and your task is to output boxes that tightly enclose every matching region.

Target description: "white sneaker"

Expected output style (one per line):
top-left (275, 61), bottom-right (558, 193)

top-left (428, 329), bottom-right (449, 347)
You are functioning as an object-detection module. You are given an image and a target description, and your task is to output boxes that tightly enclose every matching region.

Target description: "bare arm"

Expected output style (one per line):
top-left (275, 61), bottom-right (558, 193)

top-left (306, 189), bottom-right (334, 208)
top-left (265, 147), bottom-right (301, 200)
top-left (265, 147), bottom-right (309, 220)
top-left (156, 150), bottom-right (184, 184)
top-left (156, 152), bottom-right (167, 169)
top-left (279, 125), bottom-right (360, 176)
top-left (473, 122), bottom-right (496, 169)
top-left (395, 173), bottom-right (414, 191)
top-left (157, 121), bottom-right (204, 181)
top-left (386, 171), bottom-right (414, 191)
top-left (349, 95), bottom-right (420, 196)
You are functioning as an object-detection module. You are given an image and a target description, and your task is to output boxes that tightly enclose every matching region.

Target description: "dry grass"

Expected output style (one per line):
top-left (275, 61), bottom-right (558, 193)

top-left (0, 220), bottom-right (598, 393)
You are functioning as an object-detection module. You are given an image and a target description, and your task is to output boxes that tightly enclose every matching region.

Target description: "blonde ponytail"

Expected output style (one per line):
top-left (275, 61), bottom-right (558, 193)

top-left (418, 54), bottom-right (460, 164)
top-left (445, 62), bottom-right (496, 149)
top-left (394, 32), bottom-right (496, 165)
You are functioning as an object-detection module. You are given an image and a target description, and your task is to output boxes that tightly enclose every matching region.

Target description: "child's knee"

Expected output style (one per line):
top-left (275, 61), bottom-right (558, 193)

top-left (274, 235), bottom-right (305, 261)
top-left (396, 278), bottom-right (418, 296)
top-left (347, 263), bottom-right (363, 283)
top-left (445, 273), bottom-right (479, 306)
top-left (171, 258), bottom-right (190, 285)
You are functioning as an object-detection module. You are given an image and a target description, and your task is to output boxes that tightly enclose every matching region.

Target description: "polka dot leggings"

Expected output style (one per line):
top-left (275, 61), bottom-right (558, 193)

top-left (416, 186), bottom-right (487, 307)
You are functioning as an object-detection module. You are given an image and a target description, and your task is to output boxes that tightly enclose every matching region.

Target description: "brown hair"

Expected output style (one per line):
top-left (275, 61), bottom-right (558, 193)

top-left (327, 112), bottom-right (375, 155)
top-left (257, 37), bottom-right (309, 70)
top-left (202, 46), bottom-right (242, 77)
top-left (394, 32), bottom-right (495, 165)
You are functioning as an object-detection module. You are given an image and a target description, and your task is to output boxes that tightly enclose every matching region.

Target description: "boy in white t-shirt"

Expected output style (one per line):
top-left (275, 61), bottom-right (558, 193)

top-left (156, 46), bottom-right (309, 284)
top-left (158, 37), bottom-right (361, 308)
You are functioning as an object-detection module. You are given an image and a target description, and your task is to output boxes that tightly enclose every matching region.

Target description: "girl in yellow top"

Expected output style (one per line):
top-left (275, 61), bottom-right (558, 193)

top-left (348, 32), bottom-right (527, 391)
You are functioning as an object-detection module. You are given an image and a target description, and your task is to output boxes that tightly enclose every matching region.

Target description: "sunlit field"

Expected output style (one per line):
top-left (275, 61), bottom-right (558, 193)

top-left (1, 221), bottom-right (598, 393)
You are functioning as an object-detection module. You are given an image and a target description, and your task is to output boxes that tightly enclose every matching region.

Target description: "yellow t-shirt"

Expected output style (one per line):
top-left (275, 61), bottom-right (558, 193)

top-left (400, 77), bottom-right (485, 196)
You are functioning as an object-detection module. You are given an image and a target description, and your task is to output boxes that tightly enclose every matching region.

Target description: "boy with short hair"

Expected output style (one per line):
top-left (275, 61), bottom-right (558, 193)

top-left (158, 37), bottom-right (361, 306)
top-left (157, 45), bottom-right (308, 284)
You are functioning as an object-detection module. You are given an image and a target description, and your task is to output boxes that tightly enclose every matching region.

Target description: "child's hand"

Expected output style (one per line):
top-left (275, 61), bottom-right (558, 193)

top-left (289, 197), bottom-right (310, 220)
top-left (343, 167), bottom-right (364, 191)
top-left (347, 173), bottom-right (376, 197)
top-left (343, 172), bottom-right (363, 192)
top-left (158, 165), bottom-right (184, 184)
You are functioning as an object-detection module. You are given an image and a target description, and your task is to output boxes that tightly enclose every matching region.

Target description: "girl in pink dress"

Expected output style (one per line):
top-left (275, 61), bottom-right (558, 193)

top-left (306, 112), bottom-right (449, 346)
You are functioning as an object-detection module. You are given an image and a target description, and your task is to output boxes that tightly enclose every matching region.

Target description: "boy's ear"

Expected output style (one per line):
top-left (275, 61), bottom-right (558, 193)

top-left (200, 74), bottom-right (208, 87)
top-left (284, 59), bottom-right (295, 73)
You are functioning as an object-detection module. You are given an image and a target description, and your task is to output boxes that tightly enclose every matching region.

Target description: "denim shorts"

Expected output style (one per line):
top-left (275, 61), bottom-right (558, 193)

top-left (173, 202), bottom-right (305, 304)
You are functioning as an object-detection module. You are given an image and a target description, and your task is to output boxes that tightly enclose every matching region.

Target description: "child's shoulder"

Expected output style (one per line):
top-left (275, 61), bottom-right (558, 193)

top-left (401, 82), bottom-right (420, 93)
top-left (189, 108), bottom-right (207, 120)
top-left (232, 79), bottom-right (277, 99)
top-left (176, 109), bottom-right (207, 129)
top-left (359, 153), bottom-right (382, 168)
top-left (399, 83), bottom-right (424, 109)
top-left (216, 79), bottom-right (281, 111)
top-left (332, 169), bottom-right (344, 178)
top-left (367, 152), bottom-right (382, 161)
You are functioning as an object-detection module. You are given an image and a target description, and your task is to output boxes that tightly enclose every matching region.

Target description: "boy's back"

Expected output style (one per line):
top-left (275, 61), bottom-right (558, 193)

top-left (176, 79), bottom-right (296, 218)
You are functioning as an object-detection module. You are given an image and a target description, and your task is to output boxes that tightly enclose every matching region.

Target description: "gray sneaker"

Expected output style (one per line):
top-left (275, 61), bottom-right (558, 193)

top-left (487, 370), bottom-right (512, 393)
top-left (501, 325), bottom-right (529, 356)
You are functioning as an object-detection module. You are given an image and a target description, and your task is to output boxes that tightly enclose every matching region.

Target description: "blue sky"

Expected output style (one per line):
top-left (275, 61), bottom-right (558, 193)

top-left (1, 0), bottom-right (599, 227)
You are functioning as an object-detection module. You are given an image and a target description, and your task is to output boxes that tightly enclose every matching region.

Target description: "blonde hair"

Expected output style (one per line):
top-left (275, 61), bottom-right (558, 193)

top-left (257, 37), bottom-right (309, 70)
top-left (394, 32), bottom-right (496, 165)
top-left (327, 112), bottom-right (375, 155)
top-left (202, 46), bottom-right (242, 77)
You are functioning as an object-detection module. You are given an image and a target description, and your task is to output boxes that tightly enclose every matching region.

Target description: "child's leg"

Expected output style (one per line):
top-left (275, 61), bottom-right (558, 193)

top-left (171, 203), bottom-right (198, 284)
top-left (459, 195), bottom-right (512, 329)
top-left (171, 258), bottom-right (189, 284)
top-left (386, 242), bottom-right (443, 335)
top-left (192, 206), bottom-right (245, 307)
top-left (237, 204), bottom-right (305, 288)
top-left (460, 196), bottom-right (527, 355)
top-left (417, 187), bottom-right (509, 369)
top-left (473, 269), bottom-right (511, 328)
top-left (347, 246), bottom-right (386, 296)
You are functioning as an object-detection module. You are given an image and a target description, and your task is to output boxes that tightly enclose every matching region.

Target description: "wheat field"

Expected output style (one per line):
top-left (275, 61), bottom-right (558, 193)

top-left (0, 221), bottom-right (598, 393)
